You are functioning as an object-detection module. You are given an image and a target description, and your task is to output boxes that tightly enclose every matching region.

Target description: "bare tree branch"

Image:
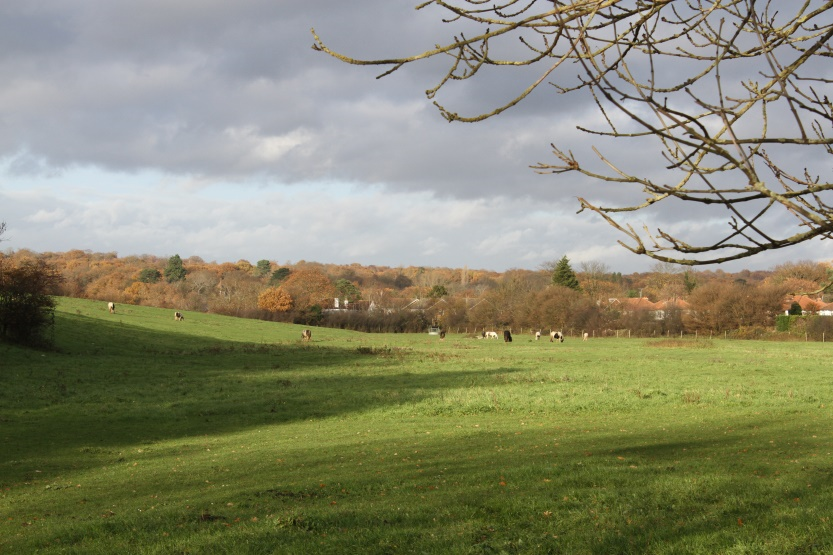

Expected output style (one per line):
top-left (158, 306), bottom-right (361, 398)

top-left (313, 0), bottom-right (833, 265)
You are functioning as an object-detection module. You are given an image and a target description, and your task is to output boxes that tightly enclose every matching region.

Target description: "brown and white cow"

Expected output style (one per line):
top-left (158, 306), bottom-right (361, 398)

top-left (108, 302), bottom-right (116, 314)
top-left (302, 329), bottom-right (312, 342)
top-left (175, 311), bottom-right (185, 321)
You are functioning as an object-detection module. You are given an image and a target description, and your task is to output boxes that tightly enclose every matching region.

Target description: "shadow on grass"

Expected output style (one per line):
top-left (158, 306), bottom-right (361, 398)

top-left (1, 311), bottom-right (529, 475)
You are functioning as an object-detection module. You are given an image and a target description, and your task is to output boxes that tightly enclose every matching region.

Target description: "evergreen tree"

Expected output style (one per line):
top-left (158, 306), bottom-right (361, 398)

top-left (428, 284), bottom-right (448, 298)
top-left (551, 256), bottom-right (581, 291)
top-left (164, 254), bottom-right (187, 283)
top-left (683, 271), bottom-right (697, 294)
top-left (255, 259), bottom-right (272, 277)
top-left (269, 267), bottom-right (291, 285)
top-left (138, 268), bottom-right (162, 283)
top-left (334, 278), bottom-right (362, 302)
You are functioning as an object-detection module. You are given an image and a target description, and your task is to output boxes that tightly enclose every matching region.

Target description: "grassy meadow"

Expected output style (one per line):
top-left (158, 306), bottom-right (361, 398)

top-left (1, 297), bottom-right (832, 554)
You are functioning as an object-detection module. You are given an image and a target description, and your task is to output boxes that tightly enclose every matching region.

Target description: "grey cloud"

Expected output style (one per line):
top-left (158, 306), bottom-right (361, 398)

top-left (1, 2), bottom-right (831, 273)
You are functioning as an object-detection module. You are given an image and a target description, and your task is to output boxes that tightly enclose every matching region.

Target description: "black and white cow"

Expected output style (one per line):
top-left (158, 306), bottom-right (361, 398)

top-left (174, 311), bottom-right (185, 321)
top-left (108, 302), bottom-right (116, 314)
top-left (550, 331), bottom-right (564, 343)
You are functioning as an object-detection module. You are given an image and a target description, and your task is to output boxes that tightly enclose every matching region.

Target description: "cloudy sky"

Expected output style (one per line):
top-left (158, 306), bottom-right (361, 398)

top-left (1, 1), bottom-right (831, 274)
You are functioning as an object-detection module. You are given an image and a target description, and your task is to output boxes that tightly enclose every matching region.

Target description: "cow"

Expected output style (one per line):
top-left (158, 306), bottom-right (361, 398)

top-left (174, 311), bottom-right (185, 321)
top-left (550, 331), bottom-right (564, 343)
top-left (439, 330), bottom-right (446, 340)
top-left (302, 329), bottom-right (312, 342)
top-left (535, 330), bottom-right (541, 340)
top-left (503, 330), bottom-right (513, 342)
top-left (108, 302), bottom-right (115, 314)
top-left (485, 331), bottom-right (499, 339)
top-left (583, 332), bottom-right (589, 341)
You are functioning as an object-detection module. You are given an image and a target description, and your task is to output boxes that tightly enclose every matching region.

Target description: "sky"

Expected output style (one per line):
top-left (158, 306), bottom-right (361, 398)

top-left (1, 1), bottom-right (831, 274)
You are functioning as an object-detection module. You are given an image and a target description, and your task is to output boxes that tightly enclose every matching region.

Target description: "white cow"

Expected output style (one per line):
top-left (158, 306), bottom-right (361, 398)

top-left (485, 331), bottom-right (499, 339)
top-left (583, 332), bottom-right (589, 341)
top-left (535, 331), bottom-right (541, 340)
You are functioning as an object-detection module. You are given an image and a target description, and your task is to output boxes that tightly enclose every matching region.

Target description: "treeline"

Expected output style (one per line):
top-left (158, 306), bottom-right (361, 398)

top-left (2, 247), bottom-right (831, 341)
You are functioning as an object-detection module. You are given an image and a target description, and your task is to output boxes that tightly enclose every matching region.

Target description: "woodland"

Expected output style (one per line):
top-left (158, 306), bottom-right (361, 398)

top-left (2, 246), bottom-right (832, 341)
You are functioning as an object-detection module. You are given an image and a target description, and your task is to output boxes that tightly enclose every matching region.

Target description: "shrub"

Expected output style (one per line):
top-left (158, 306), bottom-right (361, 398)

top-left (0, 257), bottom-right (63, 346)
top-left (775, 314), bottom-right (793, 332)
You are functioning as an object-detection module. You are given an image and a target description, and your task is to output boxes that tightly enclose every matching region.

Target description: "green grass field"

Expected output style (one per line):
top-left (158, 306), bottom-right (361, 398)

top-left (1, 298), bottom-right (832, 554)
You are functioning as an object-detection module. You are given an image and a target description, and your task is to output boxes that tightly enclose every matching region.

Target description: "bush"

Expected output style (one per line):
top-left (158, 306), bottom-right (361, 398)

top-left (0, 257), bottom-right (63, 346)
top-left (775, 314), bottom-right (792, 332)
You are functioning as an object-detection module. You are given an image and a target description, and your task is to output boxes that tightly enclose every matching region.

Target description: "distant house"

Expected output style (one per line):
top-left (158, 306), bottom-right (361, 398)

top-left (614, 297), bottom-right (659, 314)
top-left (818, 303), bottom-right (833, 316)
top-left (607, 297), bottom-right (690, 320)
top-left (783, 295), bottom-right (824, 315)
top-left (653, 298), bottom-right (692, 320)
top-left (324, 298), bottom-right (376, 313)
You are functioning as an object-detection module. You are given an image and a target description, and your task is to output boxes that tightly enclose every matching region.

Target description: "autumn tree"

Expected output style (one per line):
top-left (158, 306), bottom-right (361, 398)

top-left (258, 287), bottom-right (294, 313)
top-left (314, 2), bottom-right (833, 265)
top-left (0, 252), bottom-right (64, 346)
top-left (481, 269), bottom-right (548, 328)
top-left (644, 262), bottom-right (686, 301)
top-left (577, 261), bottom-right (623, 302)
top-left (769, 260), bottom-right (832, 294)
top-left (281, 269), bottom-right (337, 310)
top-left (213, 269), bottom-right (261, 316)
top-left (687, 280), bottom-right (787, 333)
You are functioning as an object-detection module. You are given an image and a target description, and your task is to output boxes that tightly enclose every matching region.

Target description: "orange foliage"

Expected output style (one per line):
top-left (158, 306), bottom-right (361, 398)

top-left (257, 287), bottom-right (293, 312)
top-left (123, 281), bottom-right (149, 305)
top-left (281, 269), bottom-right (337, 309)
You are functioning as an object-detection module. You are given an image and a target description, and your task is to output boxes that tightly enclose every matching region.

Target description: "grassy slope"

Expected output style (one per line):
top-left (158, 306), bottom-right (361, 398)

top-left (1, 298), bottom-right (831, 554)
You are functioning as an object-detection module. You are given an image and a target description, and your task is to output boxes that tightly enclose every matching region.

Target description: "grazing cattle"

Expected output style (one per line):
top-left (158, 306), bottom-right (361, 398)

top-left (550, 331), bottom-right (564, 343)
top-left (485, 331), bottom-right (499, 339)
top-left (302, 329), bottom-right (312, 342)
top-left (439, 330), bottom-right (446, 340)
top-left (174, 311), bottom-right (184, 321)
top-left (108, 302), bottom-right (115, 314)
top-left (583, 332), bottom-right (589, 341)
top-left (503, 330), bottom-right (513, 342)
top-left (535, 331), bottom-right (541, 340)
